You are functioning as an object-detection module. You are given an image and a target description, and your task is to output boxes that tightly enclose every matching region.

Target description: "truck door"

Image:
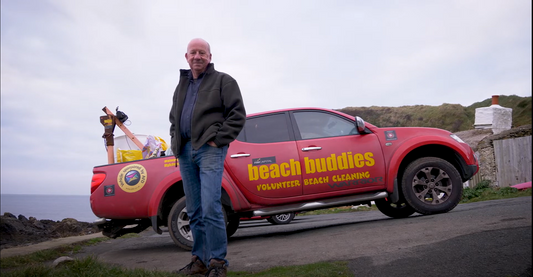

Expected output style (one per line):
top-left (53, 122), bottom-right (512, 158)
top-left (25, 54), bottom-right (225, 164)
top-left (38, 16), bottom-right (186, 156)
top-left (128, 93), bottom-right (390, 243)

top-left (225, 112), bottom-right (303, 199)
top-left (291, 110), bottom-right (386, 195)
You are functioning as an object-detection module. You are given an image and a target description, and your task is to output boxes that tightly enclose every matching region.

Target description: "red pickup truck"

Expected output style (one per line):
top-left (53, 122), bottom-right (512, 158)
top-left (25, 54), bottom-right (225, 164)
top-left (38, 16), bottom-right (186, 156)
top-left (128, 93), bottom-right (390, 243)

top-left (90, 107), bottom-right (478, 250)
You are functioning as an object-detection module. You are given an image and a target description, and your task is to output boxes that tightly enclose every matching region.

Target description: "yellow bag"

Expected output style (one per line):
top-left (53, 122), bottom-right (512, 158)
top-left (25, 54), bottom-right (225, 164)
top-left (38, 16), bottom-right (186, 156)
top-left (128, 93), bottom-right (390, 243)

top-left (155, 136), bottom-right (168, 151)
top-left (116, 149), bottom-right (143, 163)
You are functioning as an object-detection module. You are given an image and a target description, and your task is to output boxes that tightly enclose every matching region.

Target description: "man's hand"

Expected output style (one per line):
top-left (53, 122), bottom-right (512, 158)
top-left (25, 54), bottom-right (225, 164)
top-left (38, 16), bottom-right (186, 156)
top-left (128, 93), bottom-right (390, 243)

top-left (207, 141), bottom-right (217, 147)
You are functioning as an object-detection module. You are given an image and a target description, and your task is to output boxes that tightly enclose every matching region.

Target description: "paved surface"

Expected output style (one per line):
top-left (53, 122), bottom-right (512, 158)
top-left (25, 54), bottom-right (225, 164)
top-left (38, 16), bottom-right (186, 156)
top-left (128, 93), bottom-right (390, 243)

top-left (2, 197), bottom-right (531, 277)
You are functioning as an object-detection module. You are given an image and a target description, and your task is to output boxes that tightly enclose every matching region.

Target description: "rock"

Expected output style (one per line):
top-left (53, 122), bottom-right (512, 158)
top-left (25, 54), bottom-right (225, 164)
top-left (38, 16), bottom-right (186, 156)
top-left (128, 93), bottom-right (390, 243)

top-left (29, 217), bottom-right (46, 229)
top-left (52, 218), bottom-right (83, 235)
top-left (455, 129), bottom-right (492, 151)
top-left (0, 216), bottom-right (22, 241)
top-left (0, 213), bottom-right (97, 250)
top-left (18, 215), bottom-right (28, 222)
top-left (4, 212), bottom-right (17, 219)
top-left (52, 256), bottom-right (75, 268)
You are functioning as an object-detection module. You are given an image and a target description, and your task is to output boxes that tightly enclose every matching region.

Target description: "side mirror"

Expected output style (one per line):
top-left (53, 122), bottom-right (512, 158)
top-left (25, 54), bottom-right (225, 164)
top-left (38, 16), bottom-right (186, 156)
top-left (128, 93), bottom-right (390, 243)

top-left (355, 116), bottom-right (367, 134)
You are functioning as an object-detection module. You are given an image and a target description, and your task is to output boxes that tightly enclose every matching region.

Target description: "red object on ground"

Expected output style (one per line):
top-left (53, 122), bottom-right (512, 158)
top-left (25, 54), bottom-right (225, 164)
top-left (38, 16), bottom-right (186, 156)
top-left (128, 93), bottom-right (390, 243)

top-left (511, 182), bottom-right (532, 190)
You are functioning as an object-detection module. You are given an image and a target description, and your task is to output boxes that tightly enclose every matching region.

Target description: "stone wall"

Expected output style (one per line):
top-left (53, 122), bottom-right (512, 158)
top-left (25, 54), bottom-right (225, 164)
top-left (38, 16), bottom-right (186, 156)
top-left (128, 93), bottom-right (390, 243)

top-left (456, 124), bottom-right (532, 187)
top-left (476, 125), bottom-right (532, 186)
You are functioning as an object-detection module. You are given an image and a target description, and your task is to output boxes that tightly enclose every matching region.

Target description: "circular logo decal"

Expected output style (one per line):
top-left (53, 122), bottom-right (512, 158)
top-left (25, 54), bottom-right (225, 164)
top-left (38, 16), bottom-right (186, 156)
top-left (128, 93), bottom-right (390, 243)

top-left (117, 164), bottom-right (147, 193)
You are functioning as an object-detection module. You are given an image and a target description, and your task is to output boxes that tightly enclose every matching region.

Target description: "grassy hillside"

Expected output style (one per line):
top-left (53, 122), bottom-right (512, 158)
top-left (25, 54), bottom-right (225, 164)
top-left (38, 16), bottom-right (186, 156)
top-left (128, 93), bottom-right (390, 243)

top-left (338, 95), bottom-right (531, 132)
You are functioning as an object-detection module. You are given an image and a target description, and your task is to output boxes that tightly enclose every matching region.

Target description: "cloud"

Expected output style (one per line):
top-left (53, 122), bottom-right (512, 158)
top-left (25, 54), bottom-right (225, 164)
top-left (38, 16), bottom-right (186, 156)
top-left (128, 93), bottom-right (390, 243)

top-left (1, 0), bottom-right (531, 195)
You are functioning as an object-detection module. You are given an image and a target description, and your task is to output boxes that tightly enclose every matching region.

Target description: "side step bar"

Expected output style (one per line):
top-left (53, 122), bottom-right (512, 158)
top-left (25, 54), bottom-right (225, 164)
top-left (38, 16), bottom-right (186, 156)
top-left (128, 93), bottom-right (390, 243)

top-left (253, 191), bottom-right (388, 217)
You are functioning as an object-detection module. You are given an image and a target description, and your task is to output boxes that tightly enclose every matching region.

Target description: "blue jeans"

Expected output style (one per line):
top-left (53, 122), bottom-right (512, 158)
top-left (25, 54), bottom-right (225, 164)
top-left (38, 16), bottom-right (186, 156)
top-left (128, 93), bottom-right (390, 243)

top-left (178, 141), bottom-right (228, 266)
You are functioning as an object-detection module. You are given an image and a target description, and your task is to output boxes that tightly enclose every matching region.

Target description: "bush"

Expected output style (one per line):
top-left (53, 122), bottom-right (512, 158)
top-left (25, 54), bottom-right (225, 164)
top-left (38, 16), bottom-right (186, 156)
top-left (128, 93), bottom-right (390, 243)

top-left (461, 180), bottom-right (531, 203)
top-left (495, 187), bottom-right (519, 196)
top-left (462, 180), bottom-right (492, 201)
top-left (474, 180), bottom-right (491, 190)
top-left (462, 187), bottom-right (480, 201)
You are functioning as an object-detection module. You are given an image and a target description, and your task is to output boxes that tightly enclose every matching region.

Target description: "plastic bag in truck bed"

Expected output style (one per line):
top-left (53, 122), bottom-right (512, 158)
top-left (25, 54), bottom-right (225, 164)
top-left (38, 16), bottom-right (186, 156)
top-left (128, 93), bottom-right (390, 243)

top-left (142, 135), bottom-right (168, 159)
top-left (116, 149), bottom-right (143, 163)
top-left (155, 136), bottom-right (168, 151)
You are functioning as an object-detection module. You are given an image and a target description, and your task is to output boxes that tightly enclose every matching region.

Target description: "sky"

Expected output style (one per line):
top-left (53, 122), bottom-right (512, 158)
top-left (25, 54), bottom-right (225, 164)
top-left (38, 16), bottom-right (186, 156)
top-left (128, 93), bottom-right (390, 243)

top-left (1, 0), bottom-right (531, 196)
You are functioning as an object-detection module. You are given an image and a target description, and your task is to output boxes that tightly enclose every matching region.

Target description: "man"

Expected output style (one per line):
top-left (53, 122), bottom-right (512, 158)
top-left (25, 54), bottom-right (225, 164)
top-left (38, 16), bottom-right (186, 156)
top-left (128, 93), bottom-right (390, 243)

top-left (169, 38), bottom-right (246, 277)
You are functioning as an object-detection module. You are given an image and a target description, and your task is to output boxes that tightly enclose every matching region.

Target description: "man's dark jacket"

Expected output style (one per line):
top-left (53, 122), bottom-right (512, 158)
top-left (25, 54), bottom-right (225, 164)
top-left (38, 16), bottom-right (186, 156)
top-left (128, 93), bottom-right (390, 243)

top-left (169, 63), bottom-right (246, 156)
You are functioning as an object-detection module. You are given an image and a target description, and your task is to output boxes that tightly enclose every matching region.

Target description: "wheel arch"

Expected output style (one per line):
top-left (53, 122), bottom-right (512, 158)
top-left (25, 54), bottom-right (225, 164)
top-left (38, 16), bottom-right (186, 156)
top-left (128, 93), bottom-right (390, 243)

top-left (386, 141), bottom-right (468, 193)
top-left (159, 184), bottom-right (234, 221)
top-left (157, 181), bottom-right (185, 226)
top-left (220, 174), bottom-right (252, 215)
top-left (149, 175), bottom-right (246, 233)
top-left (221, 188), bottom-right (234, 215)
top-left (147, 173), bottom-right (184, 234)
top-left (395, 144), bottom-right (471, 188)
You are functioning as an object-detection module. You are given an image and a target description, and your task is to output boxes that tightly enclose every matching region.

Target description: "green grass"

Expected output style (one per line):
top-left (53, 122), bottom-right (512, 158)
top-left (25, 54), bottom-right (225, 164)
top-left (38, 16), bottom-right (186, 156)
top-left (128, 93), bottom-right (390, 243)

top-left (1, 186), bottom-right (530, 276)
top-left (0, 237), bottom-right (109, 269)
top-left (2, 256), bottom-right (175, 277)
top-left (337, 95), bottom-right (531, 132)
top-left (2, 257), bottom-right (352, 277)
top-left (230, 261), bottom-right (352, 277)
top-left (460, 181), bottom-right (532, 203)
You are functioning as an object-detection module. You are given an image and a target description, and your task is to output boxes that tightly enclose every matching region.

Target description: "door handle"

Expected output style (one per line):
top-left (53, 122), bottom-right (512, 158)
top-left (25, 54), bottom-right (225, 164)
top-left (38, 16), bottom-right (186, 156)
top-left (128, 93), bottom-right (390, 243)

top-left (302, 147), bottom-right (322, 151)
top-left (230, 153), bottom-right (251, 158)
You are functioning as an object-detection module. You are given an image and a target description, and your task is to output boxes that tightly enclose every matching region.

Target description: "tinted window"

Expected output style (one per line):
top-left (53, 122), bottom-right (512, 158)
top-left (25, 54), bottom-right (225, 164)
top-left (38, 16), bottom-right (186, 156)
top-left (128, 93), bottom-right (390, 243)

top-left (239, 113), bottom-right (291, 143)
top-left (293, 111), bottom-right (356, 139)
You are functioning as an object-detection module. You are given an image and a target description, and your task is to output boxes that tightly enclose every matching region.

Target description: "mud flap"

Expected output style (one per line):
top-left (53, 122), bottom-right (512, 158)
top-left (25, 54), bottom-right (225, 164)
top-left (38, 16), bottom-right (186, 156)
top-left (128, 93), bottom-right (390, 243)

top-left (388, 178), bottom-right (400, 203)
top-left (150, 215), bottom-right (163, 234)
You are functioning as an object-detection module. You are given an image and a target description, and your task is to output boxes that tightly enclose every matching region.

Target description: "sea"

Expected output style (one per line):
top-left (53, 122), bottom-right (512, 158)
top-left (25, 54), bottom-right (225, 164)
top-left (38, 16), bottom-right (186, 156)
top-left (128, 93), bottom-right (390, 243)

top-left (0, 194), bottom-right (98, 223)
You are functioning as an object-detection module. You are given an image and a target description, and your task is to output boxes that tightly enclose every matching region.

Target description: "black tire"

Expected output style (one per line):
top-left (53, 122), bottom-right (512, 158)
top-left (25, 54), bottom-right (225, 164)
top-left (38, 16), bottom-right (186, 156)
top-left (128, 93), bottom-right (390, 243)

top-left (401, 157), bottom-right (463, 215)
top-left (375, 197), bottom-right (415, 218)
top-left (224, 208), bottom-right (240, 238)
top-left (267, 212), bottom-right (295, 225)
top-left (168, 197), bottom-right (193, 251)
top-left (168, 197), bottom-right (239, 250)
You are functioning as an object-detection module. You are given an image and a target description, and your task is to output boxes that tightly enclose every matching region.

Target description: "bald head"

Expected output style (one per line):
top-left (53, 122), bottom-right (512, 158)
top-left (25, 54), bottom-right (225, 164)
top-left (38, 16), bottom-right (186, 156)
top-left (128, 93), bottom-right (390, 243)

top-left (187, 38), bottom-right (211, 53)
top-left (185, 38), bottom-right (212, 78)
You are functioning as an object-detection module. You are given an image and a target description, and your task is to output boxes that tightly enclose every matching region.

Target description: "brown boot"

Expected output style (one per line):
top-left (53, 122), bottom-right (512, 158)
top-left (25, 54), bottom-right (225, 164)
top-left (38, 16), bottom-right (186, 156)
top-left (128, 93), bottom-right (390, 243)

top-left (174, 255), bottom-right (208, 276)
top-left (205, 259), bottom-right (227, 277)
